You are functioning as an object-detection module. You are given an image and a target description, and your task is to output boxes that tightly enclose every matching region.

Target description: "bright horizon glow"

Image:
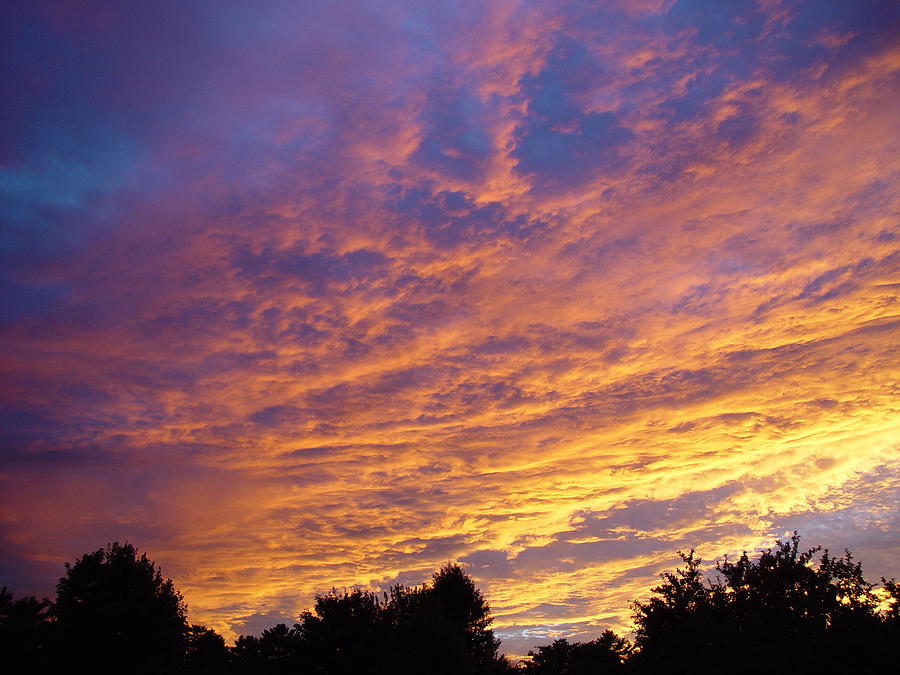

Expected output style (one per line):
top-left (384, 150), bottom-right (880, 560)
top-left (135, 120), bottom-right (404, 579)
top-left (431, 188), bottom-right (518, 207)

top-left (1, 0), bottom-right (898, 657)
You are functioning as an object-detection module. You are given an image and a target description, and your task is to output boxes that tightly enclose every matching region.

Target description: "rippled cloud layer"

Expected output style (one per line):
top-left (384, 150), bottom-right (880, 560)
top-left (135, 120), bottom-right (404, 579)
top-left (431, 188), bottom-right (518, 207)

top-left (2, 0), bottom-right (898, 657)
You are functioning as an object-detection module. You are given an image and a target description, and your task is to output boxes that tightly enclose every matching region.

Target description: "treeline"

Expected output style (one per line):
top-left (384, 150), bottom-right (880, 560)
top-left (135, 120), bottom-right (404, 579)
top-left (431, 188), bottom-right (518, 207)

top-left (1, 534), bottom-right (897, 673)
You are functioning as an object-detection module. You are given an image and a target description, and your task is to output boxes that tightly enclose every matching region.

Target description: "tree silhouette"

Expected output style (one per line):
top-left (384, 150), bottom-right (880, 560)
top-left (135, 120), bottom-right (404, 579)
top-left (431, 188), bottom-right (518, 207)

top-left (231, 622), bottom-right (305, 674)
top-left (185, 624), bottom-right (231, 674)
top-left (630, 533), bottom-right (893, 673)
top-left (52, 541), bottom-right (189, 674)
top-left (522, 630), bottom-right (630, 674)
top-left (4, 533), bottom-right (897, 673)
top-left (882, 576), bottom-right (900, 622)
top-left (242, 562), bottom-right (511, 675)
top-left (713, 535), bottom-right (885, 671)
top-left (423, 563), bottom-right (505, 674)
top-left (296, 587), bottom-right (388, 674)
top-left (629, 548), bottom-right (731, 671)
top-left (881, 575), bottom-right (900, 650)
top-left (0, 587), bottom-right (52, 670)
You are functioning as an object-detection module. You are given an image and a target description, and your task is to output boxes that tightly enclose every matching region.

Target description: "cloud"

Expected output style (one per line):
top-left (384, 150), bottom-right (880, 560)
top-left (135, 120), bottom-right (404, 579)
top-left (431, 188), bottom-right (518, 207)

top-left (2, 0), bottom-right (898, 652)
top-left (234, 245), bottom-right (391, 295)
top-left (513, 39), bottom-right (635, 189)
top-left (412, 88), bottom-right (493, 182)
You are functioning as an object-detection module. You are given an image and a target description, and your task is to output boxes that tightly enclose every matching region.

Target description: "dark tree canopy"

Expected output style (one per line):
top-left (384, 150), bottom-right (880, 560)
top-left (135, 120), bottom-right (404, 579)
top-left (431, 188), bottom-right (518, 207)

top-left (231, 622), bottom-right (305, 674)
top-left (185, 623), bottom-right (232, 674)
top-left (522, 630), bottom-right (631, 674)
top-left (424, 562), bottom-right (503, 674)
top-left (298, 587), bottom-right (389, 674)
top-left (0, 587), bottom-right (52, 669)
top-left (53, 541), bottom-right (189, 674)
top-left (631, 533), bottom-right (896, 673)
top-left (2, 534), bottom-right (897, 673)
top-left (289, 562), bottom-right (507, 675)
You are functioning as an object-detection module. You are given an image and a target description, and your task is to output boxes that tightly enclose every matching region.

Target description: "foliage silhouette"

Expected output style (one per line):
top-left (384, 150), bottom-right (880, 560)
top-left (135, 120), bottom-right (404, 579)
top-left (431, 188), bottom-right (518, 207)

top-left (231, 622), bottom-right (305, 674)
top-left (422, 562), bottom-right (504, 674)
top-left (882, 577), bottom-right (900, 622)
top-left (2, 533), bottom-right (898, 673)
top-left (185, 623), bottom-right (231, 674)
top-left (286, 563), bottom-right (508, 675)
top-left (53, 541), bottom-right (189, 674)
top-left (297, 587), bottom-right (389, 674)
top-left (630, 533), bottom-right (894, 673)
top-left (521, 630), bottom-right (630, 674)
top-left (0, 587), bottom-right (52, 669)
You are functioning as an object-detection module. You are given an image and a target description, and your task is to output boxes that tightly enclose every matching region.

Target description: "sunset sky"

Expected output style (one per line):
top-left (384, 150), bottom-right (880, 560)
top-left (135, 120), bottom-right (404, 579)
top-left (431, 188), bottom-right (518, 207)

top-left (2, 0), bottom-right (898, 657)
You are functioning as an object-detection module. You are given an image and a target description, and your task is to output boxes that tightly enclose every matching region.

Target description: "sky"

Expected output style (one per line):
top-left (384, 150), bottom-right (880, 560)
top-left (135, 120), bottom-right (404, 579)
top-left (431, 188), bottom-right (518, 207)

top-left (1, 0), bottom-right (899, 658)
